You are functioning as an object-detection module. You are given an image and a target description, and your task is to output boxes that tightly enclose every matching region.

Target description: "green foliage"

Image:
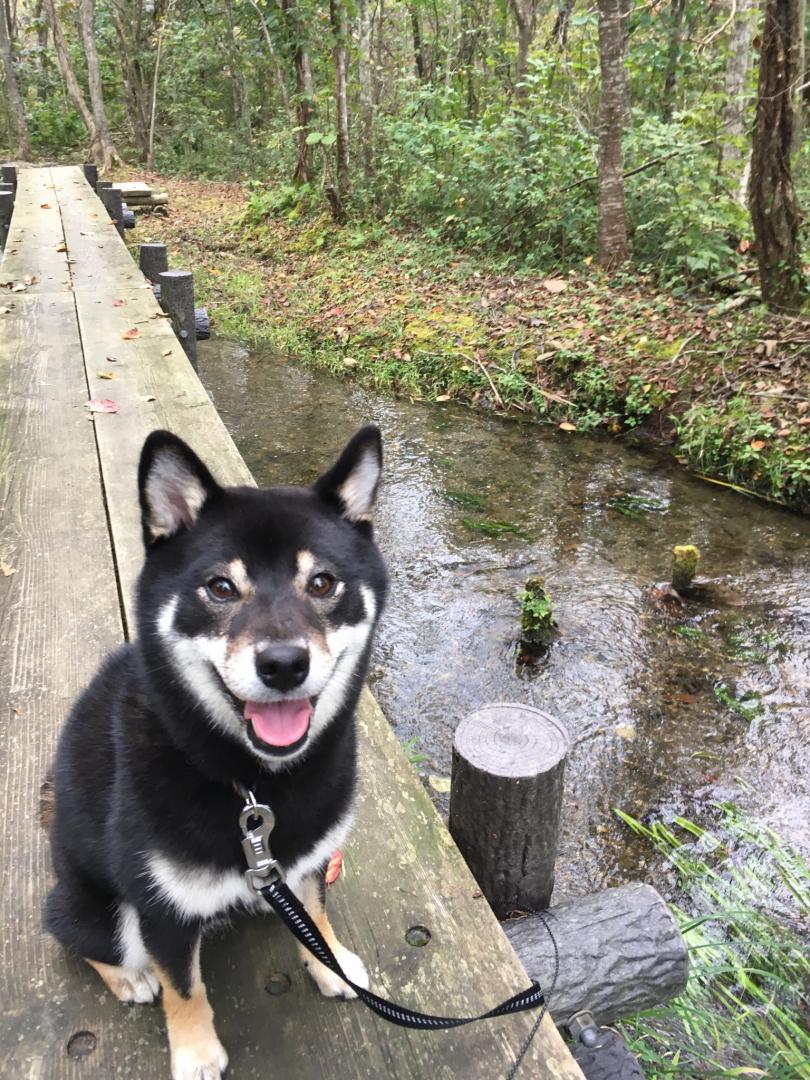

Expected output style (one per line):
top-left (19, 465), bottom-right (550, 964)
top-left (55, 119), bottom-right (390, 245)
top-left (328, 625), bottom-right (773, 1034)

top-left (617, 807), bottom-right (810, 1079)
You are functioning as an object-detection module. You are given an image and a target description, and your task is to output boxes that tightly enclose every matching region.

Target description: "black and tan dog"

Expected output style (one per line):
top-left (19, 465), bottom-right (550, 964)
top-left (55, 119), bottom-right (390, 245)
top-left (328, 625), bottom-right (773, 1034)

top-left (43, 426), bottom-right (388, 1079)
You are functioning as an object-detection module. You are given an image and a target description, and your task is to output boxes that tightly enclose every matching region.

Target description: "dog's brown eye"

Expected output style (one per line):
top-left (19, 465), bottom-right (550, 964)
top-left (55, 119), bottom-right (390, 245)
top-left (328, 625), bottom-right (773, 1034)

top-left (308, 573), bottom-right (336, 598)
top-left (207, 577), bottom-right (238, 601)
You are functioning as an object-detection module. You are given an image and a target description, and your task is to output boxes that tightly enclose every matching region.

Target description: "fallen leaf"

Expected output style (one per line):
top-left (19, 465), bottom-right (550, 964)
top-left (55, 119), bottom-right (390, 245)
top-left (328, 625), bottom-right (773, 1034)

top-left (85, 398), bottom-right (119, 414)
top-left (542, 278), bottom-right (567, 294)
top-left (106, 355), bottom-right (119, 363)
top-left (428, 775), bottom-right (452, 794)
top-left (615, 724), bottom-right (637, 741)
top-left (435, 394), bottom-right (452, 402)
top-left (749, 439), bottom-right (766, 451)
top-left (40, 203), bottom-right (51, 209)
top-left (0, 559), bottom-right (17, 577)
top-left (559, 421), bottom-right (577, 431)
top-left (56, 242), bottom-right (67, 253)
top-left (162, 349), bottom-right (173, 357)
top-left (10, 283), bottom-right (27, 293)
top-left (112, 299), bottom-right (126, 307)
top-left (775, 427), bottom-right (791, 437)
top-left (0, 306), bottom-right (12, 315)
top-left (122, 327), bottom-right (140, 340)
top-left (96, 371), bottom-right (114, 380)
top-left (343, 357), bottom-right (358, 367)
top-left (142, 395), bottom-right (157, 402)
top-left (324, 849), bottom-right (343, 886)
top-left (150, 312), bottom-right (171, 319)
top-left (763, 339), bottom-right (777, 358)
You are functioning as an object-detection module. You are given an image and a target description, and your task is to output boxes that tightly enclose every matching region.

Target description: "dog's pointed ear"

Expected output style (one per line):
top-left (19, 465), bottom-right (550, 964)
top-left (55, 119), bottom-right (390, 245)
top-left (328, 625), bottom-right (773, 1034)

top-left (138, 431), bottom-right (222, 546)
top-left (313, 425), bottom-right (382, 524)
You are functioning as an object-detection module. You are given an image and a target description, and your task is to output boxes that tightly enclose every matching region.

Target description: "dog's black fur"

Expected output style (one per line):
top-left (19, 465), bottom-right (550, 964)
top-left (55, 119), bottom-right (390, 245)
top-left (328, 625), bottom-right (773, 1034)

top-left (44, 426), bottom-right (387, 1076)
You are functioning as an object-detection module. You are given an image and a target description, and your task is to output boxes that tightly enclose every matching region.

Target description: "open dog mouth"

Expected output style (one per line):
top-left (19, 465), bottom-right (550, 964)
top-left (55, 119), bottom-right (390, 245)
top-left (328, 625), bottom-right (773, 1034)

top-left (243, 698), bottom-right (313, 754)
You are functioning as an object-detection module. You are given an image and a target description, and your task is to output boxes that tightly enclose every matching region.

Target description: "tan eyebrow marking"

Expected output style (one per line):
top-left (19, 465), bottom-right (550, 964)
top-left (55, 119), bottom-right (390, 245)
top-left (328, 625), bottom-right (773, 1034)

top-left (295, 550), bottom-right (316, 597)
top-left (227, 558), bottom-right (254, 598)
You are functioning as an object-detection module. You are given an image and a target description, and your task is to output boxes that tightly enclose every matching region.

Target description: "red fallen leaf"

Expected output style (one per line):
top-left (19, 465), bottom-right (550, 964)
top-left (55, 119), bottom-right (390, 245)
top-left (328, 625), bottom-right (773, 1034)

top-left (122, 327), bottom-right (140, 340)
top-left (85, 398), bottom-right (119, 414)
top-left (324, 849), bottom-right (343, 887)
top-left (112, 299), bottom-right (126, 307)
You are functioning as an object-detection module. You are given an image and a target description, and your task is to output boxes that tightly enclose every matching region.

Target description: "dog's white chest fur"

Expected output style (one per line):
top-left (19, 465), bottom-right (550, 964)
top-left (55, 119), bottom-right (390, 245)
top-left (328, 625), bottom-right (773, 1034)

top-left (145, 809), bottom-right (354, 922)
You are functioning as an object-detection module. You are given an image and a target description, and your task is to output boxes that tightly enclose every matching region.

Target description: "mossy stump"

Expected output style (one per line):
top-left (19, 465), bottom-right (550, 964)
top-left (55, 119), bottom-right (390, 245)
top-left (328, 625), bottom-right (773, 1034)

top-left (519, 576), bottom-right (557, 644)
top-left (672, 545), bottom-right (700, 593)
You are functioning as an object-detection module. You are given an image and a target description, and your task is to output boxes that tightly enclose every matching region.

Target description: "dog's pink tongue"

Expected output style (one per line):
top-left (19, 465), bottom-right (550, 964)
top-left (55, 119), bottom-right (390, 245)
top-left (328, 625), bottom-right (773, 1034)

top-left (244, 699), bottom-right (312, 747)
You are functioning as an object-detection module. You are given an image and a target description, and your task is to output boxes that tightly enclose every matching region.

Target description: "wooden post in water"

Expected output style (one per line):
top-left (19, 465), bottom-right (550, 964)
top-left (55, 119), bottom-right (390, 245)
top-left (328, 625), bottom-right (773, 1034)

top-left (139, 242), bottom-right (169, 281)
top-left (83, 163), bottom-right (98, 188)
top-left (1, 164), bottom-right (17, 191)
top-left (449, 703), bottom-right (569, 917)
top-left (158, 269), bottom-right (198, 367)
top-left (0, 191), bottom-right (13, 247)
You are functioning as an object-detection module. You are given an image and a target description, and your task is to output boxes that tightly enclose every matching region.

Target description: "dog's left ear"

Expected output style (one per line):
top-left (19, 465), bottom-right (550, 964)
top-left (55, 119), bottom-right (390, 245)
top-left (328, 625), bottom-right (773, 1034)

top-left (314, 425), bottom-right (382, 524)
top-left (138, 430), bottom-right (223, 546)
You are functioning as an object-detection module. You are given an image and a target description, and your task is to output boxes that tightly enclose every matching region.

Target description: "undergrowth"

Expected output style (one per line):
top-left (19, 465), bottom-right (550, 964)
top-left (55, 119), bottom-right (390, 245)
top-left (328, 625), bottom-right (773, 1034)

top-left (616, 806), bottom-right (810, 1079)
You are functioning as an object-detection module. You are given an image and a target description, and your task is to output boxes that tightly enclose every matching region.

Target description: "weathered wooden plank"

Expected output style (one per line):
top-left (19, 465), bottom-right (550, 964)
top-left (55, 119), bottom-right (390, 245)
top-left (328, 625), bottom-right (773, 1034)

top-left (0, 170), bottom-right (172, 1078)
top-left (38, 165), bottom-right (583, 1078)
top-left (0, 167), bottom-right (70, 292)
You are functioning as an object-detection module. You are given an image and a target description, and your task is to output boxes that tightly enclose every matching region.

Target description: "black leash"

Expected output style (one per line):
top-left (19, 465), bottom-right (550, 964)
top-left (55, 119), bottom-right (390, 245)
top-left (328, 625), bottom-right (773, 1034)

top-left (238, 789), bottom-right (556, 1071)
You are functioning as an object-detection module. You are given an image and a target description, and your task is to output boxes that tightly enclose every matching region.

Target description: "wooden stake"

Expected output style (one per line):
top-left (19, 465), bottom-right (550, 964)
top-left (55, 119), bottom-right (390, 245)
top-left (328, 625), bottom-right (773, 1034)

top-left (449, 704), bottom-right (569, 917)
top-left (139, 243), bottom-right (168, 282)
top-left (158, 269), bottom-right (198, 366)
top-left (0, 191), bottom-right (14, 248)
top-left (1, 164), bottom-right (17, 191)
top-left (83, 163), bottom-right (98, 188)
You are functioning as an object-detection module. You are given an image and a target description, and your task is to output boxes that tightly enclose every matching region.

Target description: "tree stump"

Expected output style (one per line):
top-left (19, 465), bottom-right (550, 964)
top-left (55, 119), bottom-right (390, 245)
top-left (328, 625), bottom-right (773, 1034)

top-left (140, 243), bottom-right (169, 282)
top-left (449, 704), bottom-right (569, 917)
top-left (158, 269), bottom-right (198, 366)
top-left (504, 883), bottom-right (689, 1026)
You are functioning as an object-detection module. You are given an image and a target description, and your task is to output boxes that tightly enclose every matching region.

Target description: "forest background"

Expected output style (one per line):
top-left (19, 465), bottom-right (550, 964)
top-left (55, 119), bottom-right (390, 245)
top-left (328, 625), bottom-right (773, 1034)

top-left (1, 0), bottom-right (809, 510)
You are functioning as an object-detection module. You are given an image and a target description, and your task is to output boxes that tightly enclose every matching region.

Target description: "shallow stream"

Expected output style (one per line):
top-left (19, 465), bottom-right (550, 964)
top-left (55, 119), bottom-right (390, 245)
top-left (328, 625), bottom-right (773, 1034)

top-left (199, 340), bottom-right (810, 898)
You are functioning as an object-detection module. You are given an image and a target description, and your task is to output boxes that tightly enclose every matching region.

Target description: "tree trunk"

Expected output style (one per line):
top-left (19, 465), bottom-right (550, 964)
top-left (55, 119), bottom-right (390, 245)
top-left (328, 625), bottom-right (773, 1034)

top-left (223, 0), bottom-right (251, 135)
top-left (410, 5), bottom-right (426, 80)
top-left (720, 0), bottom-right (754, 168)
top-left (77, 0), bottom-right (117, 170)
top-left (245, 0), bottom-right (291, 116)
top-left (42, 0), bottom-right (101, 163)
top-left (548, 0), bottom-right (575, 49)
top-left (509, 0), bottom-right (537, 98)
top-left (357, 0), bottom-right (374, 172)
top-left (749, 0), bottom-right (806, 310)
top-left (0, 0), bottom-right (31, 158)
top-left (661, 0), bottom-right (685, 122)
top-left (110, 2), bottom-right (150, 160)
top-left (330, 0), bottom-right (350, 200)
top-left (372, 0), bottom-right (384, 108)
top-left (596, 0), bottom-right (630, 267)
top-left (281, 0), bottom-right (315, 184)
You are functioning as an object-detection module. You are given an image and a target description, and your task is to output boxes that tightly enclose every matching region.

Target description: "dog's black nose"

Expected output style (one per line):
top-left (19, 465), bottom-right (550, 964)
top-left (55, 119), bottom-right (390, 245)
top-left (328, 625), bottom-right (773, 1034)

top-left (255, 644), bottom-right (310, 691)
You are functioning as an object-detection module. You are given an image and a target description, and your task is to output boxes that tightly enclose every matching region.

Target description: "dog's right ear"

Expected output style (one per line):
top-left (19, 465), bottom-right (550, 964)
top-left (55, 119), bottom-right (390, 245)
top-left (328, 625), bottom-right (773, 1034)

top-left (138, 431), bottom-right (222, 546)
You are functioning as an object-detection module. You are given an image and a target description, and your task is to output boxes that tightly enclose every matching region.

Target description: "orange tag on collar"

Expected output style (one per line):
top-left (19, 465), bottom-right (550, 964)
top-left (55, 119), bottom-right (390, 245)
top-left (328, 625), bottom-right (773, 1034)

top-left (325, 849), bottom-right (343, 887)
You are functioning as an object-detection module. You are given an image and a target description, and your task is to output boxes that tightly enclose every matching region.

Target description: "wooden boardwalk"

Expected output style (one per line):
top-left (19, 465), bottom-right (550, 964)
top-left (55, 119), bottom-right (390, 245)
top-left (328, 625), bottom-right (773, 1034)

top-left (0, 166), bottom-right (583, 1079)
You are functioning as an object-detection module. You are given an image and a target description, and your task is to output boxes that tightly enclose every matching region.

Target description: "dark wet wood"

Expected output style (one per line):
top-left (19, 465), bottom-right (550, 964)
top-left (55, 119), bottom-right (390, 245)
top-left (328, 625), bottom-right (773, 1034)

top-left (1, 165), bottom-right (583, 1079)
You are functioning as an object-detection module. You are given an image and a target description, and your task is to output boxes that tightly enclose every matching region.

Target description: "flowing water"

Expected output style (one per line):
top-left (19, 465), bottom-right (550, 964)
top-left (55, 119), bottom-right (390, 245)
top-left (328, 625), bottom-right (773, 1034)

top-left (198, 340), bottom-right (810, 899)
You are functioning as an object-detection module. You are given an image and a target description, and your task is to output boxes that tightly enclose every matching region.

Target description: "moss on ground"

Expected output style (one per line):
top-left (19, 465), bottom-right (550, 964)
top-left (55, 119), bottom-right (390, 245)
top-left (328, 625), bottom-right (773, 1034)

top-left (125, 171), bottom-right (809, 513)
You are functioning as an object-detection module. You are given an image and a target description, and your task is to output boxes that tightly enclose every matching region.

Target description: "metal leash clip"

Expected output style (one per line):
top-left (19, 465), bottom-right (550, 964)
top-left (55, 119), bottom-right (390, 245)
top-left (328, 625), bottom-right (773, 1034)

top-left (239, 795), bottom-right (285, 890)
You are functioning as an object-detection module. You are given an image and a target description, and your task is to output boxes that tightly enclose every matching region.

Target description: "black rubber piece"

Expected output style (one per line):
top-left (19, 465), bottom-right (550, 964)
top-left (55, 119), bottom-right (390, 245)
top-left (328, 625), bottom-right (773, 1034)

top-left (571, 1028), bottom-right (645, 1080)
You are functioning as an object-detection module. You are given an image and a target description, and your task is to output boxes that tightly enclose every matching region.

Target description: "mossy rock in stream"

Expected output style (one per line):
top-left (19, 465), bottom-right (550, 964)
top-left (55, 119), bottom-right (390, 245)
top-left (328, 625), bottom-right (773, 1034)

top-left (519, 576), bottom-right (558, 645)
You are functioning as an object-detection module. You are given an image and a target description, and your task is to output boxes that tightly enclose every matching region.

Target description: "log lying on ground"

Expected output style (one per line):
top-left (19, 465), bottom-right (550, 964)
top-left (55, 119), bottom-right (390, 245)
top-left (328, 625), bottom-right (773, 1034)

top-left (504, 882), bottom-right (689, 1027)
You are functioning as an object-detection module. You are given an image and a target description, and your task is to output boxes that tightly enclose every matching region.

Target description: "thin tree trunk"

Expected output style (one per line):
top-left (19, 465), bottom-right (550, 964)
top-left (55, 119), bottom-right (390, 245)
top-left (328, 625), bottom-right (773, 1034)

top-left (749, 0), bottom-right (806, 310)
top-left (147, 0), bottom-right (176, 169)
top-left (330, 0), bottom-right (350, 199)
top-left (509, 0), bottom-right (537, 97)
top-left (0, 0), bottom-right (31, 157)
top-left (720, 0), bottom-right (754, 167)
top-left (281, 0), bottom-right (315, 183)
top-left (372, 0), bottom-right (384, 107)
top-left (459, 1), bottom-right (477, 118)
top-left (42, 0), bottom-right (101, 162)
top-left (548, 0), bottom-right (575, 49)
top-left (34, 0), bottom-right (49, 100)
top-left (596, 0), bottom-right (630, 267)
top-left (77, 0), bottom-right (117, 169)
top-left (223, 0), bottom-right (251, 134)
top-left (246, 0), bottom-right (291, 115)
top-left (410, 5), bottom-right (426, 79)
top-left (661, 0), bottom-right (685, 122)
top-left (110, 3), bottom-right (150, 160)
top-left (357, 0), bottom-right (374, 172)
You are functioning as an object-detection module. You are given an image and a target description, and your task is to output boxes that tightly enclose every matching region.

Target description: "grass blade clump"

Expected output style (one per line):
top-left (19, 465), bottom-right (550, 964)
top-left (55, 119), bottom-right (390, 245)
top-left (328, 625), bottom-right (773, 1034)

top-left (615, 805), bottom-right (810, 1079)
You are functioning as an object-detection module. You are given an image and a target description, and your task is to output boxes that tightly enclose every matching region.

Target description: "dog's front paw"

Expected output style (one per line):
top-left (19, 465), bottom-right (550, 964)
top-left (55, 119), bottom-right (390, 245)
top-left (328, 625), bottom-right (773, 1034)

top-left (305, 944), bottom-right (369, 1000)
top-left (171, 1039), bottom-right (228, 1080)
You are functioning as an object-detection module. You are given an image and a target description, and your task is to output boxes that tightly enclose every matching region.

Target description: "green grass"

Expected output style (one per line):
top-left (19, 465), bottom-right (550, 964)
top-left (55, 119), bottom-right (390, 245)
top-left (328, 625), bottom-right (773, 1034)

top-left (616, 806), bottom-right (810, 1079)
